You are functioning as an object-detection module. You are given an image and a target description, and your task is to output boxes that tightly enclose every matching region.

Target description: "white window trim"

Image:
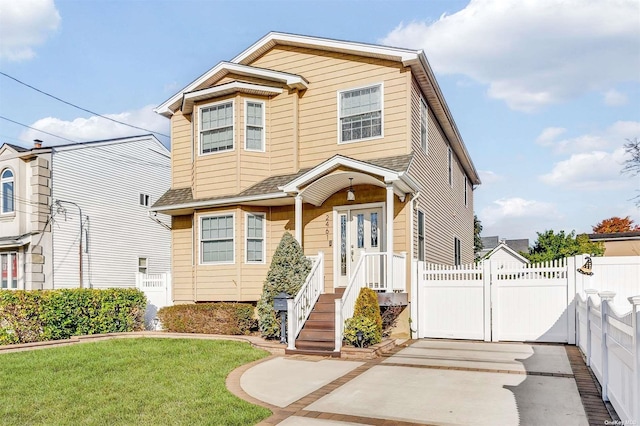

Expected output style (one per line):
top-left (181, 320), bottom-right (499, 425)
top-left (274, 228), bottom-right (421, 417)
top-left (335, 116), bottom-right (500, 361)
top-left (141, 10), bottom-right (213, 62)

top-left (417, 209), bottom-right (425, 261)
top-left (454, 236), bottom-right (461, 266)
top-left (139, 193), bottom-right (150, 207)
top-left (199, 212), bottom-right (236, 265)
top-left (245, 212), bottom-right (266, 264)
top-left (138, 257), bottom-right (148, 274)
top-left (197, 99), bottom-right (236, 157)
top-left (448, 147), bottom-right (453, 188)
top-left (420, 96), bottom-right (428, 154)
top-left (244, 99), bottom-right (266, 152)
top-left (337, 82), bottom-right (384, 145)
top-left (1, 168), bottom-right (15, 215)
top-left (1, 251), bottom-right (19, 290)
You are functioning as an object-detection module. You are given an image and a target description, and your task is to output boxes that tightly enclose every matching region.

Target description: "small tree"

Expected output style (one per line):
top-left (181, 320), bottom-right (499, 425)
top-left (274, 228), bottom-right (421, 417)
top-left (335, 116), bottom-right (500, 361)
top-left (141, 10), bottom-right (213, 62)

top-left (622, 137), bottom-right (640, 205)
top-left (592, 216), bottom-right (640, 233)
top-left (257, 232), bottom-right (311, 339)
top-left (343, 287), bottom-right (382, 347)
top-left (524, 230), bottom-right (604, 263)
top-left (474, 215), bottom-right (483, 260)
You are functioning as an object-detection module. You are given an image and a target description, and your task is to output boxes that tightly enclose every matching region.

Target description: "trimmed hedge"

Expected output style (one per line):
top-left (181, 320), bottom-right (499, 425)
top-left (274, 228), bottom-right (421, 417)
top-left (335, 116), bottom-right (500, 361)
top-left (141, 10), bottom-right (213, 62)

top-left (0, 288), bottom-right (146, 345)
top-left (157, 303), bottom-right (256, 335)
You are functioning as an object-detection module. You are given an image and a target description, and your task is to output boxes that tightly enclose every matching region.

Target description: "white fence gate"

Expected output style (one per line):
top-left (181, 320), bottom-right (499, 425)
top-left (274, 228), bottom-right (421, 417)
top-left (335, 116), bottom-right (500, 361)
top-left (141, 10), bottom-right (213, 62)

top-left (135, 272), bottom-right (172, 330)
top-left (416, 258), bottom-right (576, 343)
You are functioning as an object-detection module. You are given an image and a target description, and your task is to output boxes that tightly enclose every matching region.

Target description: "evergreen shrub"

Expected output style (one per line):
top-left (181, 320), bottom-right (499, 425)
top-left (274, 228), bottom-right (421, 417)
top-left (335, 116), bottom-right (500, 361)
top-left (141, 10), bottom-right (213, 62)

top-left (257, 232), bottom-right (311, 339)
top-left (157, 303), bottom-right (255, 335)
top-left (0, 288), bottom-right (146, 345)
top-left (343, 287), bottom-right (382, 347)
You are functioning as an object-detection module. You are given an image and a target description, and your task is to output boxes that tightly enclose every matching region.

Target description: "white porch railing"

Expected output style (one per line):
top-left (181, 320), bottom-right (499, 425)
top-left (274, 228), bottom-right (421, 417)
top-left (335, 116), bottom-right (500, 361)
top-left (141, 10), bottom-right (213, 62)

top-left (287, 252), bottom-right (324, 350)
top-left (576, 290), bottom-right (640, 424)
top-left (334, 252), bottom-right (406, 351)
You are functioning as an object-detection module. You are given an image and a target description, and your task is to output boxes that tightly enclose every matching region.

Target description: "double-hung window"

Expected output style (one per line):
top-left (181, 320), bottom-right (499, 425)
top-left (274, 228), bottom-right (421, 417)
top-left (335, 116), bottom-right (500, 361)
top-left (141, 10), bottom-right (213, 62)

top-left (417, 210), bottom-right (425, 261)
top-left (246, 213), bottom-right (265, 263)
top-left (200, 101), bottom-right (234, 154)
top-left (245, 101), bottom-right (265, 151)
top-left (1, 169), bottom-right (14, 214)
top-left (138, 257), bottom-right (148, 274)
top-left (201, 215), bottom-right (234, 263)
top-left (1, 252), bottom-right (18, 289)
top-left (339, 84), bottom-right (382, 143)
top-left (454, 237), bottom-right (461, 266)
top-left (420, 97), bottom-right (428, 152)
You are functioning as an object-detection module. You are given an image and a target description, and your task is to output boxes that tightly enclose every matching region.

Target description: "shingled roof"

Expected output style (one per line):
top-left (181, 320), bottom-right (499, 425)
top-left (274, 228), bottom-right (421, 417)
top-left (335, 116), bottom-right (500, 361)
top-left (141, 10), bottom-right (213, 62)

top-left (152, 153), bottom-right (414, 210)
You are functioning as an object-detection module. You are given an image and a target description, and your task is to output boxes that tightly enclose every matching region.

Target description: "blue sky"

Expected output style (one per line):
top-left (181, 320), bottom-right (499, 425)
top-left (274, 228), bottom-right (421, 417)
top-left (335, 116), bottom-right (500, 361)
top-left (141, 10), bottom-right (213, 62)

top-left (0, 0), bottom-right (638, 244)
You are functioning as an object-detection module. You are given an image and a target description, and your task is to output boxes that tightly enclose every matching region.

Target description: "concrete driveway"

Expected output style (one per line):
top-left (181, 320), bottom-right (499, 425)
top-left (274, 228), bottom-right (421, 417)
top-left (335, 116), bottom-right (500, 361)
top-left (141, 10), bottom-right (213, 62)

top-left (233, 340), bottom-right (606, 425)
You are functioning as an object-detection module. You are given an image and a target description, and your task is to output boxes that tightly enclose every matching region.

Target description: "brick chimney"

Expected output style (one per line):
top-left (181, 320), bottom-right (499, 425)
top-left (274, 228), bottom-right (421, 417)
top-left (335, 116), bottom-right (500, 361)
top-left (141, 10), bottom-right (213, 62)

top-left (33, 139), bottom-right (43, 149)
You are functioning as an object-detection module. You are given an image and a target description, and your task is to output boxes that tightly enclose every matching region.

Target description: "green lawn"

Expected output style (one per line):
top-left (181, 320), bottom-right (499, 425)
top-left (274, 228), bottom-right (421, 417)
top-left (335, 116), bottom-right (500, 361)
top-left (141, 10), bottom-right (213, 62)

top-left (0, 338), bottom-right (272, 425)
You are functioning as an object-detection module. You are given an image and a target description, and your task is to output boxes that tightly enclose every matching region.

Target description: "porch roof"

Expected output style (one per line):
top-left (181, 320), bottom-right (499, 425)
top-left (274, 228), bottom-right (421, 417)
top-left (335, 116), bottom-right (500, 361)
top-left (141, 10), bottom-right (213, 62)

top-left (151, 153), bottom-right (415, 215)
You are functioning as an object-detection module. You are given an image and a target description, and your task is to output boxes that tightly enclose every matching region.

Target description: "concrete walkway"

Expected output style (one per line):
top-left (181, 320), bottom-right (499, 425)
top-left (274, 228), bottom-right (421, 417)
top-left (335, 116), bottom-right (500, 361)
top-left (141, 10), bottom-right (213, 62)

top-left (229, 339), bottom-right (613, 426)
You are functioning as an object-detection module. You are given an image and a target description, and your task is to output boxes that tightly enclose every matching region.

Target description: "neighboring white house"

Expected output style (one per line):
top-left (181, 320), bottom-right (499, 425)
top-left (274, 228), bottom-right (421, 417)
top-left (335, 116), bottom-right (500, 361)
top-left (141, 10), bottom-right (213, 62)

top-left (0, 135), bottom-right (171, 290)
top-left (483, 241), bottom-right (530, 265)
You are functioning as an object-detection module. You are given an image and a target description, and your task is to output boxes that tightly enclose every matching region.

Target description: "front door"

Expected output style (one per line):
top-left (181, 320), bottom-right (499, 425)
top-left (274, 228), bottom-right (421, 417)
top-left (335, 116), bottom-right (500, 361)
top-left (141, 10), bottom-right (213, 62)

top-left (336, 206), bottom-right (383, 287)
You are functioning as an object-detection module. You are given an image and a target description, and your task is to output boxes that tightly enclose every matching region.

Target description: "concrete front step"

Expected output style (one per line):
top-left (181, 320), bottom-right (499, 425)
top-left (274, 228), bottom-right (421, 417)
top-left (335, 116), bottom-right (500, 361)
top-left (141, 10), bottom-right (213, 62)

top-left (284, 348), bottom-right (340, 357)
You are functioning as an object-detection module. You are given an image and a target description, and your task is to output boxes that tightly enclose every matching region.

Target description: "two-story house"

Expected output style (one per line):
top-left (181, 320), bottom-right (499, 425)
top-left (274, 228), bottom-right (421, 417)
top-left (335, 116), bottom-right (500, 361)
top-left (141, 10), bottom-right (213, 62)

top-left (0, 135), bottom-right (171, 290)
top-left (152, 32), bottom-right (480, 309)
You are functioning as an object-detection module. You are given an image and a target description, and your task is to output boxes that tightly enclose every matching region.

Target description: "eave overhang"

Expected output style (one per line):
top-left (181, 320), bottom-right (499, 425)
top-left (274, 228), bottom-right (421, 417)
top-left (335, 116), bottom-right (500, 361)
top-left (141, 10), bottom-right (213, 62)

top-left (181, 82), bottom-right (284, 115)
top-left (151, 192), bottom-right (291, 216)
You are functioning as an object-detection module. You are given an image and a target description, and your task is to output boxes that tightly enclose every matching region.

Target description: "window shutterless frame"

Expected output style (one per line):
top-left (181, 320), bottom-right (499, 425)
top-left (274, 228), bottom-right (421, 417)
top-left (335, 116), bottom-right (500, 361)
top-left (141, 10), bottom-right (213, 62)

top-left (0, 252), bottom-right (18, 289)
top-left (1, 168), bottom-right (15, 214)
top-left (199, 213), bottom-right (235, 265)
top-left (337, 82), bottom-right (384, 144)
top-left (417, 210), bottom-right (425, 261)
top-left (197, 99), bottom-right (235, 156)
top-left (245, 212), bottom-right (266, 264)
top-left (244, 99), bottom-right (265, 152)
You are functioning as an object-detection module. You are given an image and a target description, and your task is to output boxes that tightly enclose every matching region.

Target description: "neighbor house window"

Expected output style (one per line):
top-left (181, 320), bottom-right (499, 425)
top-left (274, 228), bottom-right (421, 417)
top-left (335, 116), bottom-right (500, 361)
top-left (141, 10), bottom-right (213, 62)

top-left (1, 169), bottom-right (14, 214)
top-left (1, 252), bottom-right (18, 289)
top-left (420, 97), bottom-right (428, 152)
top-left (245, 101), bottom-right (265, 151)
top-left (448, 147), bottom-right (453, 187)
top-left (139, 193), bottom-right (150, 207)
top-left (464, 176), bottom-right (468, 207)
top-left (339, 84), bottom-right (382, 143)
top-left (246, 213), bottom-right (265, 263)
top-left (200, 101), bottom-right (234, 154)
top-left (201, 214), bottom-right (234, 263)
top-left (417, 210), bottom-right (425, 261)
top-left (454, 237), bottom-right (461, 266)
top-left (138, 257), bottom-right (148, 274)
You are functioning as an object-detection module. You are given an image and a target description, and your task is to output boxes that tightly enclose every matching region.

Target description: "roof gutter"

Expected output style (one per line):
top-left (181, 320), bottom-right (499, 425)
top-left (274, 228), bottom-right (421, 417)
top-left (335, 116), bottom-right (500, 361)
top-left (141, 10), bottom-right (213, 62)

top-left (150, 191), bottom-right (289, 213)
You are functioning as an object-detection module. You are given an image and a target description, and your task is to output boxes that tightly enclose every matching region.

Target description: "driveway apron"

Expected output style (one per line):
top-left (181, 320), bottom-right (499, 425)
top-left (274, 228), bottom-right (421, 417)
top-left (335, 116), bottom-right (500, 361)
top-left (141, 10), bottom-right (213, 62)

top-left (234, 340), bottom-right (609, 425)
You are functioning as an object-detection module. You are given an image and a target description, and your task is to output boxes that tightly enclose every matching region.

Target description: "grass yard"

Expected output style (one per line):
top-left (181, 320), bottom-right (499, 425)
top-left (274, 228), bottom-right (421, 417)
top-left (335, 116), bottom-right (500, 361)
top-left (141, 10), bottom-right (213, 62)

top-left (0, 338), bottom-right (272, 425)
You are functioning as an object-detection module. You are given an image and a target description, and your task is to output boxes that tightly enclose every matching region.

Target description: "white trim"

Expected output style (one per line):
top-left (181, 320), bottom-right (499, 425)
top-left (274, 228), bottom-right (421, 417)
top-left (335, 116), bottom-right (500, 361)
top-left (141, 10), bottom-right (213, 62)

top-left (484, 242), bottom-right (530, 264)
top-left (155, 62), bottom-right (306, 116)
top-left (197, 99), bottom-right (235, 157)
top-left (182, 82), bottom-right (282, 115)
top-left (417, 209), bottom-right (425, 261)
top-left (244, 99), bottom-right (266, 152)
top-left (245, 212), bottom-right (266, 265)
top-left (0, 251), bottom-right (19, 290)
top-left (151, 192), bottom-right (288, 213)
top-left (332, 202), bottom-right (385, 288)
top-left (198, 212), bottom-right (236, 265)
top-left (0, 167), bottom-right (15, 215)
top-left (453, 235), bottom-right (461, 265)
top-left (337, 82), bottom-right (384, 145)
top-left (137, 256), bottom-right (148, 274)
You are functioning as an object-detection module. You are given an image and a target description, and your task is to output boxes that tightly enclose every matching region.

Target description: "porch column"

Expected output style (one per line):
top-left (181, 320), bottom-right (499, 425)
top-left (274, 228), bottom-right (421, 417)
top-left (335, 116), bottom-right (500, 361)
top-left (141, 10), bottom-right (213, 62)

top-left (295, 193), bottom-right (303, 246)
top-left (386, 184), bottom-right (394, 293)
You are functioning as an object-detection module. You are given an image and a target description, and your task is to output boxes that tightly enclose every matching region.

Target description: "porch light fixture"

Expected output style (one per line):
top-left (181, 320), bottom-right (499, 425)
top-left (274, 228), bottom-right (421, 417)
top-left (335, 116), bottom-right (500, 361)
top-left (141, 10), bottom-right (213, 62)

top-left (347, 178), bottom-right (356, 201)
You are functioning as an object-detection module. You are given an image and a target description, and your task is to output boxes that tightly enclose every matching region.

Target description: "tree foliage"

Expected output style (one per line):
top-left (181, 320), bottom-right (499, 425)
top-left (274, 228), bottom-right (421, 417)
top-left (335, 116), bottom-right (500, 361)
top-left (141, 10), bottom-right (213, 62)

top-left (474, 214), bottom-right (483, 260)
top-left (257, 232), bottom-right (311, 339)
top-left (592, 216), bottom-right (640, 233)
top-left (524, 230), bottom-right (604, 263)
top-left (622, 137), bottom-right (640, 205)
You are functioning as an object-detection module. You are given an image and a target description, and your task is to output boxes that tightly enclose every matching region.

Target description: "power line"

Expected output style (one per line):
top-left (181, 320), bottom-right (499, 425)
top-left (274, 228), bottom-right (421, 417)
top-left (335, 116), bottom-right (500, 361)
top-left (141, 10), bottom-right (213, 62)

top-left (0, 71), bottom-right (170, 138)
top-left (0, 115), bottom-right (77, 143)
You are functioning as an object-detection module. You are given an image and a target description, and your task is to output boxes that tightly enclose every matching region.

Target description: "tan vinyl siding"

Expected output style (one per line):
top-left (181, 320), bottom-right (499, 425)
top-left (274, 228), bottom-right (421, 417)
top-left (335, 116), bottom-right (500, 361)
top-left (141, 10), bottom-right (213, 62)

top-left (172, 215), bottom-right (194, 303)
top-left (408, 78), bottom-right (474, 265)
top-left (250, 46), bottom-right (411, 167)
top-left (171, 112), bottom-right (192, 188)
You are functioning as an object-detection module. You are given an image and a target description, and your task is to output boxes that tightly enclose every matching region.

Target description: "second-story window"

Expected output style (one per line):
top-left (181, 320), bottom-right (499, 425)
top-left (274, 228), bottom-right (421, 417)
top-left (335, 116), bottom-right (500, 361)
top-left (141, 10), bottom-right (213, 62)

top-left (200, 101), bottom-right (234, 154)
top-left (1, 169), bottom-right (14, 214)
top-left (339, 84), bottom-right (382, 143)
top-left (245, 101), bottom-right (265, 151)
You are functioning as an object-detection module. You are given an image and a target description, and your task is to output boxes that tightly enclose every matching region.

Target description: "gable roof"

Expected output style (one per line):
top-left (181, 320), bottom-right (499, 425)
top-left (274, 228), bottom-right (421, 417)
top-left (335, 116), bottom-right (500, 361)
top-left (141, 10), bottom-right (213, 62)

top-left (484, 242), bottom-right (530, 264)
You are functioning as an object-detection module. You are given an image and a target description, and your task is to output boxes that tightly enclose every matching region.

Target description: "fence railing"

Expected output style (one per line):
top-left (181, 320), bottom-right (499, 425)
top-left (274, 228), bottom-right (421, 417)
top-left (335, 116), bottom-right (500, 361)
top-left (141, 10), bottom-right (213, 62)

top-left (287, 252), bottom-right (324, 350)
top-left (135, 272), bottom-right (172, 330)
top-left (576, 290), bottom-right (640, 424)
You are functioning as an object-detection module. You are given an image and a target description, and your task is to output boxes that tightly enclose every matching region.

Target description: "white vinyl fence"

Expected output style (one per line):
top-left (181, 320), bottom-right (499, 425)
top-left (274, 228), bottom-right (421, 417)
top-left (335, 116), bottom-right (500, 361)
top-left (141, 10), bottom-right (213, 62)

top-left (576, 291), bottom-right (640, 424)
top-left (135, 272), bottom-right (172, 330)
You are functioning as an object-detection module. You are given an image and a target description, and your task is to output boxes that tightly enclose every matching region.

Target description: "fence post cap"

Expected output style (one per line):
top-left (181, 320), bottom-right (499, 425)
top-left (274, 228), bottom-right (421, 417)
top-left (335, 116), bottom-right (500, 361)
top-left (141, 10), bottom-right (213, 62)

top-left (627, 295), bottom-right (640, 306)
top-left (598, 291), bottom-right (616, 301)
top-left (584, 289), bottom-right (599, 295)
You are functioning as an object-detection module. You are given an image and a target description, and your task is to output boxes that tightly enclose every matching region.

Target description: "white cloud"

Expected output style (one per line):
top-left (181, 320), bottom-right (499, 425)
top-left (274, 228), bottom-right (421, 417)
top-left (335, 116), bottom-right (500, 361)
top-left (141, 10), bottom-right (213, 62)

top-left (603, 89), bottom-right (628, 107)
top-left (0, 0), bottom-right (61, 61)
top-left (478, 170), bottom-right (502, 184)
top-left (381, 0), bottom-right (640, 111)
top-left (19, 105), bottom-right (170, 146)
top-left (539, 121), bottom-right (640, 155)
top-left (539, 148), bottom-right (632, 189)
top-left (479, 197), bottom-right (560, 240)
